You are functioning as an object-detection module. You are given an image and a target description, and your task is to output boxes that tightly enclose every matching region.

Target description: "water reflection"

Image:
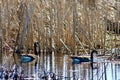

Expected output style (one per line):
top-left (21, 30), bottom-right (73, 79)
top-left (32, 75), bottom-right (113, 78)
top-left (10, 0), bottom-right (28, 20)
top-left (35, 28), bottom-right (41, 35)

top-left (40, 53), bottom-right (105, 80)
top-left (1, 52), bottom-right (120, 80)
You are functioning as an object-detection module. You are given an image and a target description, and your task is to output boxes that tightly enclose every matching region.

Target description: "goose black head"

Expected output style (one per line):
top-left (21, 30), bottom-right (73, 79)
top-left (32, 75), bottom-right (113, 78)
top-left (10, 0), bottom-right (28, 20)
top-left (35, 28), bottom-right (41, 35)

top-left (15, 48), bottom-right (21, 54)
top-left (34, 42), bottom-right (39, 47)
top-left (91, 50), bottom-right (98, 54)
top-left (34, 42), bottom-right (40, 55)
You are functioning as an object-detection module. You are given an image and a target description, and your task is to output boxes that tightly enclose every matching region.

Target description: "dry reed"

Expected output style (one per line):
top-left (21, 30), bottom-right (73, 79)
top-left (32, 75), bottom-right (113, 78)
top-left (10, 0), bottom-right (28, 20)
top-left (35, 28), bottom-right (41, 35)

top-left (0, 0), bottom-right (119, 57)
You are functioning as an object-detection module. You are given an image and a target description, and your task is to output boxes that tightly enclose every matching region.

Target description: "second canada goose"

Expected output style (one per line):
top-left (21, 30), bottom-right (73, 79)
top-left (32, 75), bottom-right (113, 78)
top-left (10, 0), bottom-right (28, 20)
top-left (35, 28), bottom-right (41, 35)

top-left (71, 50), bottom-right (98, 64)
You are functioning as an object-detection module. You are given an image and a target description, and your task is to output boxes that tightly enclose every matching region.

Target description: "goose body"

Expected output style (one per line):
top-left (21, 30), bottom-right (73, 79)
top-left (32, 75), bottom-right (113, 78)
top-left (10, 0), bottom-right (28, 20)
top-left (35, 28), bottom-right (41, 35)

top-left (71, 50), bottom-right (98, 64)
top-left (15, 42), bottom-right (40, 63)
top-left (71, 56), bottom-right (90, 64)
top-left (20, 55), bottom-right (35, 63)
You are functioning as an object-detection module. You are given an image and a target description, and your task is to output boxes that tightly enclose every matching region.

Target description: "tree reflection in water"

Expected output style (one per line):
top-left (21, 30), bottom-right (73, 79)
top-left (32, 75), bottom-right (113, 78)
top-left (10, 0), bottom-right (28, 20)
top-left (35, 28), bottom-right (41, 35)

top-left (1, 52), bottom-right (120, 80)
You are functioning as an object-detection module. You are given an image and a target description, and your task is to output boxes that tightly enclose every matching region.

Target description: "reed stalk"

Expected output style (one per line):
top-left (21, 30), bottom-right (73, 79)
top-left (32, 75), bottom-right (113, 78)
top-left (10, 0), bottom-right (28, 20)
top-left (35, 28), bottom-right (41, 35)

top-left (0, 0), bottom-right (119, 56)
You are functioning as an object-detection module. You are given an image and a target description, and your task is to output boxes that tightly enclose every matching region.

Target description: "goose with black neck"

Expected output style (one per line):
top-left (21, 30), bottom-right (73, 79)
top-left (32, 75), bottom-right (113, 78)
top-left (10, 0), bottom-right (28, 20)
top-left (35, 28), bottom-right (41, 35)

top-left (15, 42), bottom-right (40, 63)
top-left (71, 50), bottom-right (98, 64)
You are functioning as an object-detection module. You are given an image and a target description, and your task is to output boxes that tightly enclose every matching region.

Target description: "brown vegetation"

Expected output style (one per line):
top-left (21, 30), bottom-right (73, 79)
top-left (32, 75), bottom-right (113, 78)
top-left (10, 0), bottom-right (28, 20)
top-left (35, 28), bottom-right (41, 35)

top-left (0, 0), bottom-right (120, 58)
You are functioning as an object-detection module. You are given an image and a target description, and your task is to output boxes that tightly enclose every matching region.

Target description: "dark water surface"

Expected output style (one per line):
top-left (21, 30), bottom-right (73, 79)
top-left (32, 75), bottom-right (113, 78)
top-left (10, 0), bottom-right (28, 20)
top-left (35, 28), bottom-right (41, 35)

top-left (1, 52), bottom-right (120, 80)
top-left (33, 52), bottom-right (120, 80)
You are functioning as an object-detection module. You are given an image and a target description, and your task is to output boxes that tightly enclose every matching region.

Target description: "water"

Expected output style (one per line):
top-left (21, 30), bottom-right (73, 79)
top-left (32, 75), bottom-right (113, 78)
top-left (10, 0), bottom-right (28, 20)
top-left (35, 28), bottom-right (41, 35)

top-left (1, 52), bottom-right (120, 80)
top-left (36, 52), bottom-right (120, 80)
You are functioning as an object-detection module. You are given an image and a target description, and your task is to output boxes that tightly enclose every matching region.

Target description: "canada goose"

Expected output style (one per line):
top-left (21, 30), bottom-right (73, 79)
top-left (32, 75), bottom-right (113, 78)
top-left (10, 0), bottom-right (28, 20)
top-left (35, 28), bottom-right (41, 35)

top-left (16, 42), bottom-right (40, 63)
top-left (71, 50), bottom-right (98, 64)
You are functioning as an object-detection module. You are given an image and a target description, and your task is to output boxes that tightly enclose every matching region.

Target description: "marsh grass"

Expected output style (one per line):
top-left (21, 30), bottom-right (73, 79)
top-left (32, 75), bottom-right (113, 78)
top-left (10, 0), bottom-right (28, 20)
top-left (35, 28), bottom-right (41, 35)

top-left (0, 0), bottom-right (120, 56)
